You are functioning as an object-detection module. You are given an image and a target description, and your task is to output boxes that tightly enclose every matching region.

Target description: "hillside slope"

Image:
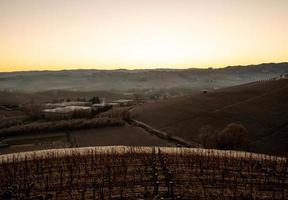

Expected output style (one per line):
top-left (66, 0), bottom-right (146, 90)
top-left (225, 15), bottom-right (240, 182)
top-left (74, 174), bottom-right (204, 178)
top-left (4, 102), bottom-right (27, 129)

top-left (132, 79), bottom-right (288, 156)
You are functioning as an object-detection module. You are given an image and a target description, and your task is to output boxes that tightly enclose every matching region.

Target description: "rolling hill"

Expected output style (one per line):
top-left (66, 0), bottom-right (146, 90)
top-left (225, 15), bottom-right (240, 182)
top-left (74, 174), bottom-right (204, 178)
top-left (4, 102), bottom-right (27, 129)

top-left (0, 62), bottom-right (287, 92)
top-left (131, 79), bottom-right (288, 156)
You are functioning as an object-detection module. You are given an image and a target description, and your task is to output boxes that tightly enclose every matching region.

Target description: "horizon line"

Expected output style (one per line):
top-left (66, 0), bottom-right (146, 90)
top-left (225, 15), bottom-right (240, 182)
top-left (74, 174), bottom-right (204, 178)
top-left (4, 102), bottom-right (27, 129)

top-left (1, 61), bottom-right (287, 73)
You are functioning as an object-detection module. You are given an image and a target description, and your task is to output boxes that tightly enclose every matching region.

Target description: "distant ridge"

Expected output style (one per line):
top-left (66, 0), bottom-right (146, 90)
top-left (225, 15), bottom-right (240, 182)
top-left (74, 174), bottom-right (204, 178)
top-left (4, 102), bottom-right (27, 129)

top-left (1, 62), bottom-right (287, 73)
top-left (0, 62), bottom-right (287, 92)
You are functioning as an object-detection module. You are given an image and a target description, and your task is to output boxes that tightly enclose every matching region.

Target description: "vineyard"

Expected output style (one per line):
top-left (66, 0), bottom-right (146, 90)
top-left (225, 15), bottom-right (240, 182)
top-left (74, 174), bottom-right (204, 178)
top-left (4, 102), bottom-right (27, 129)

top-left (0, 146), bottom-right (287, 200)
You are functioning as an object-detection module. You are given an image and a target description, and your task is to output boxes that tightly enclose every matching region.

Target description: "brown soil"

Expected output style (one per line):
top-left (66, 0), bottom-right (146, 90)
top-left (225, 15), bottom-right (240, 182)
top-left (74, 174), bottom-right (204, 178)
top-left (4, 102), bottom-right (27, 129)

top-left (71, 125), bottom-right (173, 147)
top-left (132, 79), bottom-right (288, 156)
top-left (0, 125), bottom-right (172, 155)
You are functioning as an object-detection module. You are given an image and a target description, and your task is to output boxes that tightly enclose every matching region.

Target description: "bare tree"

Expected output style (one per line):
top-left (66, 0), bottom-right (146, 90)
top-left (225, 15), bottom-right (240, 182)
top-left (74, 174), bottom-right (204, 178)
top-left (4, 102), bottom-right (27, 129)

top-left (198, 125), bottom-right (215, 148)
top-left (23, 103), bottom-right (44, 121)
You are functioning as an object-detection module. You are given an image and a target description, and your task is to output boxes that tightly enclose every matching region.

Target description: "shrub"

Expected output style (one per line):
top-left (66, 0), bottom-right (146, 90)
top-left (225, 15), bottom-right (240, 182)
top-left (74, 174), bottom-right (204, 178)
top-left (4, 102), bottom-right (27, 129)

top-left (198, 125), bottom-right (215, 148)
top-left (198, 123), bottom-right (248, 150)
top-left (216, 123), bottom-right (248, 150)
top-left (91, 105), bottom-right (112, 116)
top-left (89, 96), bottom-right (101, 104)
top-left (0, 118), bottom-right (24, 129)
top-left (99, 108), bottom-right (131, 120)
top-left (23, 103), bottom-right (44, 121)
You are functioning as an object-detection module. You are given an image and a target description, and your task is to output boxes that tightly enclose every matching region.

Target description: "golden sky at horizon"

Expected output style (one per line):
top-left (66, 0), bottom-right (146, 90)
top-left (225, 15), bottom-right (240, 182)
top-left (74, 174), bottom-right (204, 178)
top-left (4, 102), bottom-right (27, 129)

top-left (0, 0), bottom-right (288, 72)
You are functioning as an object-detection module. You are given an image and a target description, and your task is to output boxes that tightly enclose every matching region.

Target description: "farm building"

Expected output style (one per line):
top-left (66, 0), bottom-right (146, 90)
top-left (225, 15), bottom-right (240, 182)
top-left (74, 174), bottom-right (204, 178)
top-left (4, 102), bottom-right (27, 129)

top-left (44, 101), bottom-right (91, 108)
top-left (44, 106), bottom-right (91, 114)
top-left (111, 99), bottom-right (134, 106)
top-left (43, 106), bottom-right (92, 119)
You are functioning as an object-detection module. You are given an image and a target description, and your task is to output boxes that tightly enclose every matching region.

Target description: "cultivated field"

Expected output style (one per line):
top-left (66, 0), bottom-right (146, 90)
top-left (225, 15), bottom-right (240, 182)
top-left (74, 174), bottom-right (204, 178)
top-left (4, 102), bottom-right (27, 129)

top-left (132, 79), bottom-right (288, 156)
top-left (0, 125), bottom-right (172, 155)
top-left (70, 125), bottom-right (172, 147)
top-left (0, 132), bottom-right (69, 155)
top-left (0, 146), bottom-right (287, 200)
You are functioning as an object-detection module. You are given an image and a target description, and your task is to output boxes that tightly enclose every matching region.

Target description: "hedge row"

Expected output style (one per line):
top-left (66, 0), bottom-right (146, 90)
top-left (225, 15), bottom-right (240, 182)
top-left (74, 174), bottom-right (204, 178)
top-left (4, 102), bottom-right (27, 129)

top-left (0, 117), bottom-right (125, 137)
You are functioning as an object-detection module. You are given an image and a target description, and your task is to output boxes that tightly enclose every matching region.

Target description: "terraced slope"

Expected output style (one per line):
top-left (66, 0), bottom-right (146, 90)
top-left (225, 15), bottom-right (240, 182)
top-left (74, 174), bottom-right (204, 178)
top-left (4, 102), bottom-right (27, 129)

top-left (0, 146), bottom-right (287, 200)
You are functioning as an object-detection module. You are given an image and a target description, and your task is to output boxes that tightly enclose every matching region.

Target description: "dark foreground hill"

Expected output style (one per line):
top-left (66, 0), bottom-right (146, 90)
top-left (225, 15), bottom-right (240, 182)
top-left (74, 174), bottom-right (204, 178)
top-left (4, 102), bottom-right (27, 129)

top-left (0, 62), bottom-right (287, 92)
top-left (0, 146), bottom-right (287, 200)
top-left (132, 79), bottom-right (288, 156)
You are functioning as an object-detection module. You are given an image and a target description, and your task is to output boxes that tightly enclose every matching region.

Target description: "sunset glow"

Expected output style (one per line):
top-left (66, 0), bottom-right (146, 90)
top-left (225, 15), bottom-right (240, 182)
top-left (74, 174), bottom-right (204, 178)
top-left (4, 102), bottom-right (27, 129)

top-left (0, 0), bottom-right (287, 72)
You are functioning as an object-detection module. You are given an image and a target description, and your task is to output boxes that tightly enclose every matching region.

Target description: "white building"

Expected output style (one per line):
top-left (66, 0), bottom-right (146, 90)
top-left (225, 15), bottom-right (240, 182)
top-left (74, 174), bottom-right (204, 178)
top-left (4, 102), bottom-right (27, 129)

top-left (44, 106), bottom-right (91, 114)
top-left (44, 101), bottom-right (91, 108)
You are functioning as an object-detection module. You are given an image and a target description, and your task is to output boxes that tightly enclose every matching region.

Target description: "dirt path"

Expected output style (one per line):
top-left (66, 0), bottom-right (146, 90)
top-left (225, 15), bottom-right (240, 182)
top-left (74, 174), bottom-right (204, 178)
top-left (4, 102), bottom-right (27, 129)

top-left (127, 118), bottom-right (202, 148)
top-left (127, 105), bottom-right (202, 148)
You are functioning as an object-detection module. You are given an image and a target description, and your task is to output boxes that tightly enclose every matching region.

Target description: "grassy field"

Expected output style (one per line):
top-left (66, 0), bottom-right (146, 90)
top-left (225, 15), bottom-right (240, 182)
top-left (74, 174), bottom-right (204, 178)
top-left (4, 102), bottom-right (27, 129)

top-left (132, 79), bottom-right (288, 156)
top-left (0, 146), bottom-right (287, 200)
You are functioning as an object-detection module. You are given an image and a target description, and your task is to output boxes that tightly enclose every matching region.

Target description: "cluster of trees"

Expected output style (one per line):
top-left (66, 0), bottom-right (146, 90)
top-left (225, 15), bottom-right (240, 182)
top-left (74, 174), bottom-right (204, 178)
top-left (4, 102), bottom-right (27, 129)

top-left (89, 96), bottom-right (101, 104)
top-left (0, 117), bottom-right (125, 137)
top-left (22, 103), bottom-right (44, 121)
top-left (199, 123), bottom-right (248, 150)
top-left (99, 108), bottom-right (131, 121)
top-left (21, 96), bottom-right (109, 122)
top-left (0, 96), bottom-right (117, 134)
top-left (60, 96), bottom-right (101, 103)
top-left (91, 105), bottom-right (112, 116)
top-left (0, 118), bottom-right (24, 129)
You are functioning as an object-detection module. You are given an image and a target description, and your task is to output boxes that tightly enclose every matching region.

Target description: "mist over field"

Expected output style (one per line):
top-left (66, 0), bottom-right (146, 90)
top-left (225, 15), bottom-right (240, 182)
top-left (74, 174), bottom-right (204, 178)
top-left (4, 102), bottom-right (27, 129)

top-left (1, 63), bottom-right (287, 92)
top-left (1, 0), bottom-right (288, 198)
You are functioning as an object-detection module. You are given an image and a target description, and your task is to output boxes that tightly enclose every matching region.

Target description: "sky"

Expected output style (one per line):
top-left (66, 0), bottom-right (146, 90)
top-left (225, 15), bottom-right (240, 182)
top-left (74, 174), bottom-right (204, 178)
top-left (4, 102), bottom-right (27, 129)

top-left (0, 0), bottom-right (287, 72)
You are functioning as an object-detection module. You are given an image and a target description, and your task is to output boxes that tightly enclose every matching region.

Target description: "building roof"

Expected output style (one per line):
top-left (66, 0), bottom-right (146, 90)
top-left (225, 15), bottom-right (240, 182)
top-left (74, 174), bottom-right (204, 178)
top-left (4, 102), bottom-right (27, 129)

top-left (45, 101), bottom-right (90, 108)
top-left (44, 106), bottom-right (91, 113)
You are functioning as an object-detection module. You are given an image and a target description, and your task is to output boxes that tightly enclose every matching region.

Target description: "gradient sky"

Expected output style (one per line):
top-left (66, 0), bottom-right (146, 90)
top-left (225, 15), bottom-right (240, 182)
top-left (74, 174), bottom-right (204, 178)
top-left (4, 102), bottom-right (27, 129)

top-left (0, 0), bottom-right (287, 72)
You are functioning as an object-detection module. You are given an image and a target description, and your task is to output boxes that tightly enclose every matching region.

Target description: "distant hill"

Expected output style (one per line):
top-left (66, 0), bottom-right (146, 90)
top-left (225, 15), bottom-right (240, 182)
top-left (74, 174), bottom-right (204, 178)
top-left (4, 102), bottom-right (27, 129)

top-left (0, 90), bottom-right (123, 105)
top-left (132, 79), bottom-right (288, 156)
top-left (0, 62), bottom-right (287, 92)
